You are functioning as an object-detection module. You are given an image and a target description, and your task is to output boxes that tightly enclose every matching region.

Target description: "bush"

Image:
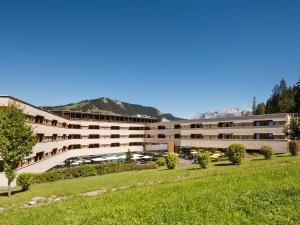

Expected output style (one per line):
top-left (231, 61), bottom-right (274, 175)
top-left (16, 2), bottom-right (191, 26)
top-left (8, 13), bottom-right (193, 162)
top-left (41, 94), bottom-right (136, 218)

top-left (288, 141), bottom-right (300, 156)
top-left (197, 151), bottom-right (210, 169)
top-left (260, 145), bottom-right (274, 159)
top-left (156, 157), bottom-right (166, 166)
top-left (165, 153), bottom-right (179, 169)
top-left (226, 144), bottom-right (246, 165)
top-left (16, 173), bottom-right (34, 191)
top-left (31, 162), bottom-right (157, 184)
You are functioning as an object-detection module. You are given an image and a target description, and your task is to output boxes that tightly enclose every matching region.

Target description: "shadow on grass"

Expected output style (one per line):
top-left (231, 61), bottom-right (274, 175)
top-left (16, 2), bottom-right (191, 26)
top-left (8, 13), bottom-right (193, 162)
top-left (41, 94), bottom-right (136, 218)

top-left (251, 158), bottom-right (264, 161)
top-left (275, 154), bottom-right (291, 158)
top-left (187, 168), bottom-right (200, 171)
top-left (0, 189), bottom-right (23, 197)
top-left (213, 163), bottom-right (233, 167)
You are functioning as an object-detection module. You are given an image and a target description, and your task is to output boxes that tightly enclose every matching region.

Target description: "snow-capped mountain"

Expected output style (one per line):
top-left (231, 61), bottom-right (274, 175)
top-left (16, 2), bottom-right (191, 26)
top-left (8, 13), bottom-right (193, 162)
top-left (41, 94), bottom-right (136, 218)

top-left (192, 107), bottom-right (250, 119)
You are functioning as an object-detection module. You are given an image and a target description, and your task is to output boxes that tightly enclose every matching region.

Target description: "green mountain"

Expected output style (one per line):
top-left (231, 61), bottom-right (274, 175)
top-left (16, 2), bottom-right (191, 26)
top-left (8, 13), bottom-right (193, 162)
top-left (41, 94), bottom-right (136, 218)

top-left (42, 97), bottom-right (183, 121)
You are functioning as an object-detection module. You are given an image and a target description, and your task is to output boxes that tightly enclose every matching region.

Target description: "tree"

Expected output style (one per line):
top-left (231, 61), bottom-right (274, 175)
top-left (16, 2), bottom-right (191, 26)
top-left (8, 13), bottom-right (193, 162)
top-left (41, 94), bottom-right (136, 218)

top-left (0, 102), bottom-right (36, 197)
top-left (126, 149), bottom-right (133, 163)
top-left (252, 97), bottom-right (257, 113)
top-left (253, 103), bottom-right (266, 115)
top-left (294, 76), bottom-right (300, 113)
top-left (283, 118), bottom-right (300, 140)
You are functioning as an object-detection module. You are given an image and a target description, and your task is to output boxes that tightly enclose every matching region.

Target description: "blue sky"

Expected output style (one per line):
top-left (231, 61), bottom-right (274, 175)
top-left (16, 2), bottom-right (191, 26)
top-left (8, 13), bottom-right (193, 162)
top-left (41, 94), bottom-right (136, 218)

top-left (0, 0), bottom-right (299, 118)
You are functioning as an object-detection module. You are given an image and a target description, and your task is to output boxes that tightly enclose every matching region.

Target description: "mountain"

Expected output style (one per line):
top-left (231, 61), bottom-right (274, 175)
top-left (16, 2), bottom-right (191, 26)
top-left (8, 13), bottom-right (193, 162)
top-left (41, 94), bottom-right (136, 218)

top-left (42, 97), bottom-right (183, 121)
top-left (192, 107), bottom-right (250, 119)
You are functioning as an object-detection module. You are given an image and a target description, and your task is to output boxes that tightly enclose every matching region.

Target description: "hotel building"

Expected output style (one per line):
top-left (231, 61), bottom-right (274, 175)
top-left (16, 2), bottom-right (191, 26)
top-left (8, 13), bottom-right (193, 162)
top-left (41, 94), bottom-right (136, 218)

top-left (0, 95), bottom-right (293, 186)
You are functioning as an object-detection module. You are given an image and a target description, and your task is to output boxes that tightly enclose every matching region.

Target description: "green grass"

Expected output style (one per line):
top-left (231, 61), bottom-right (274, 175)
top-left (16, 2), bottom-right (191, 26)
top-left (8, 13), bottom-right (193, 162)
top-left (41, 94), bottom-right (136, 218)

top-left (1, 155), bottom-right (300, 224)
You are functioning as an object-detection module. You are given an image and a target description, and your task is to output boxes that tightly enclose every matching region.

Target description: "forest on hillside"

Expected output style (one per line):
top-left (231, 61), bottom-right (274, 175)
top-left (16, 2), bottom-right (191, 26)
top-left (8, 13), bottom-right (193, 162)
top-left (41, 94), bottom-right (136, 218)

top-left (252, 78), bottom-right (300, 115)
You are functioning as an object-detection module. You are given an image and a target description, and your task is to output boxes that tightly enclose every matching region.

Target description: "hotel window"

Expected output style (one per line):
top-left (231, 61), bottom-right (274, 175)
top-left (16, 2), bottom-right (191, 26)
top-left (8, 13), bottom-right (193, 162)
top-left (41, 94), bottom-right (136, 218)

top-left (111, 126), bottom-right (120, 130)
top-left (190, 124), bottom-right (202, 129)
top-left (174, 124), bottom-right (181, 129)
top-left (111, 143), bottom-right (120, 147)
top-left (158, 126), bottom-right (166, 130)
top-left (157, 134), bottom-right (166, 138)
top-left (36, 133), bottom-right (44, 142)
top-left (218, 122), bottom-right (233, 128)
top-left (190, 134), bottom-right (202, 139)
top-left (174, 134), bottom-right (181, 139)
top-left (89, 134), bottom-right (100, 139)
top-left (254, 133), bottom-right (273, 139)
top-left (51, 120), bottom-right (58, 126)
top-left (111, 134), bottom-right (120, 138)
top-left (89, 144), bottom-right (100, 148)
top-left (68, 124), bottom-right (81, 129)
top-left (68, 134), bottom-right (81, 139)
top-left (218, 133), bottom-right (233, 139)
top-left (89, 125), bottom-right (100, 129)
top-left (254, 120), bottom-right (273, 127)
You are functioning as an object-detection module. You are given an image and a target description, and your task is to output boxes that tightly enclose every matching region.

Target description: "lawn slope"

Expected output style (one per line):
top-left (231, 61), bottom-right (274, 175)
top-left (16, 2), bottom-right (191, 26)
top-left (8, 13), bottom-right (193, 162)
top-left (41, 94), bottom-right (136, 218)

top-left (0, 155), bottom-right (300, 225)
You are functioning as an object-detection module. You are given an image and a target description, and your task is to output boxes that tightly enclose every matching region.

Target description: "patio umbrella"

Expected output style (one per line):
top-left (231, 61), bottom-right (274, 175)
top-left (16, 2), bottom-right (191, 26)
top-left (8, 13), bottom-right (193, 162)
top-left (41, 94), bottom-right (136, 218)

top-left (105, 156), bottom-right (119, 160)
top-left (71, 162), bottom-right (80, 166)
top-left (132, 155), bottom-right (142, 160)
top-left (92, 157), bottom-right (106, 162)
top-left (84, 159), bottom-right (92, 163)
top-left (132, 153), bottom-right (143, 157)
top-left (142, 155), bottom-right (153, 159)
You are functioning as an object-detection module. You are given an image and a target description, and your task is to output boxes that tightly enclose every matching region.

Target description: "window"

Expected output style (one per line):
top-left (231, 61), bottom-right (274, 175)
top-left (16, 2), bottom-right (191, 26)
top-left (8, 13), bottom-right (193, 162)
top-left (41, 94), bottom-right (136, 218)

top-left (174, 124), bottom-right (181, 129)
top-left (157, 134), bottom-right (166, 138)
top-left (111, 134), bottom-right (120, 138)
top-left (254, 133), bottom-right (273, 139)
top-left (190, 134), bottom-right (202, 139)
top-left (110, 143), bottom-right (120, 147)
top-left (190, 124), bottom-right (202, 129)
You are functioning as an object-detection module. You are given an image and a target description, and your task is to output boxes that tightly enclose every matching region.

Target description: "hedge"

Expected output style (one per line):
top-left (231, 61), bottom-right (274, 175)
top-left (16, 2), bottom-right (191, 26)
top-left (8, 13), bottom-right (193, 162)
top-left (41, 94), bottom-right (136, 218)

top-left (18, 162), bottom-right (157, 185)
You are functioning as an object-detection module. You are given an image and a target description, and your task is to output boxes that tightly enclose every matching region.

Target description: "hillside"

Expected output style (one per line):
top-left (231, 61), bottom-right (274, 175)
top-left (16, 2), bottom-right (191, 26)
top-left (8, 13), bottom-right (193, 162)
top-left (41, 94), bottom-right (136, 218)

top-left (0, 154), bottom-right (299, 224)
top-left (42, 97), bottom-right (183, 121)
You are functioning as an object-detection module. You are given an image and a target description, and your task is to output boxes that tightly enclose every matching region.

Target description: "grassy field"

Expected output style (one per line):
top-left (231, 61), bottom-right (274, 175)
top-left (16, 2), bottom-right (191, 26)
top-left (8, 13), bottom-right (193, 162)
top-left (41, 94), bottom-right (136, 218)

top-left (0, 154), bottom-right (300, 224)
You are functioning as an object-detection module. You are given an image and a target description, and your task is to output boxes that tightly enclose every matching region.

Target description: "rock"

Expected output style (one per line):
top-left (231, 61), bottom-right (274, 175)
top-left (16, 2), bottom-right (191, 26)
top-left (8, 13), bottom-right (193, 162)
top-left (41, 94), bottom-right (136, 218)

top-left (111, 188), bottom-right (117, 192)
top-left (119, 186), bottom-right (129, 190)
top-left (31, 197), bottom-right (46, 203)
top-left (28, 201), bottom-right (37, 206)
top-left (0, 207), bottom-right (5, 214)
top-left (82, 189), bottom-right (107, 197)
top-left (52, 196), bottom-right (65, 202)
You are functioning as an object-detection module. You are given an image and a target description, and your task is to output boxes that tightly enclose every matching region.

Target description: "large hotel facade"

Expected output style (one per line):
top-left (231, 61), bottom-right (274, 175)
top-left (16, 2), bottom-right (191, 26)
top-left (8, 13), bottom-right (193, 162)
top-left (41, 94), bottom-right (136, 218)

top-left (0, 95), bottom-right (293, 186)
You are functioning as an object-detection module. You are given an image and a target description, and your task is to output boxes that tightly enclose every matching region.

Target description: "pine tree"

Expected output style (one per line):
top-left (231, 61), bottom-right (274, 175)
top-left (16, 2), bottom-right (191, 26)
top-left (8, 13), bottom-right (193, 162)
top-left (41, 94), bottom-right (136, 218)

top-left (252, 97), bottom-right (257, 114)
top-left (254, 103), bottom-right (266, 115)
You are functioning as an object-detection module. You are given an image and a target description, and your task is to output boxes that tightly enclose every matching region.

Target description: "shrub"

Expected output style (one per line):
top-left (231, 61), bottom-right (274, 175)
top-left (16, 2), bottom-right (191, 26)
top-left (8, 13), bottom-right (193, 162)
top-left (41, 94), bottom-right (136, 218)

top-left (165, 153), bottom-right (179, 169)
top-left (136, 162), bottom-right (158, 170)
top-left (16, 173), bottom-right (34, 191)
top-left (226, 144), bottom-right (246, 165)
top-left (260, 145), bottom-right (274, 159)
top-left (31, 162), bottom-right (157, 184)
top-left (288, 141), bottom-right (300, 156)
top-left (126, 149), bottom-right (133, 163)
top-left (156, 157), bottom-right (166, 166)
top-left (197, 151), bottom-right (210, 169)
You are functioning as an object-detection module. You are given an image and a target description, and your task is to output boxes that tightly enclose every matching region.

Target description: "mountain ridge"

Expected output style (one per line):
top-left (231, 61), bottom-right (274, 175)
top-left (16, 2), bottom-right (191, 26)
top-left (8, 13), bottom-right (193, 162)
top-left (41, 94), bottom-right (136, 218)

top-left (42, 97), bottom-right (183, 121)
top-left (192, 107), bottom-right (250, 119)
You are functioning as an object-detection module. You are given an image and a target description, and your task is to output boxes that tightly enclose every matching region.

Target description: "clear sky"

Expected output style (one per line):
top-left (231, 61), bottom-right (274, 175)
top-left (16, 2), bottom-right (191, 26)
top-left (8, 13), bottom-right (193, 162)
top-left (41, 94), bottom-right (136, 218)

top-left (0, 0), bottom-right (299, 119)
